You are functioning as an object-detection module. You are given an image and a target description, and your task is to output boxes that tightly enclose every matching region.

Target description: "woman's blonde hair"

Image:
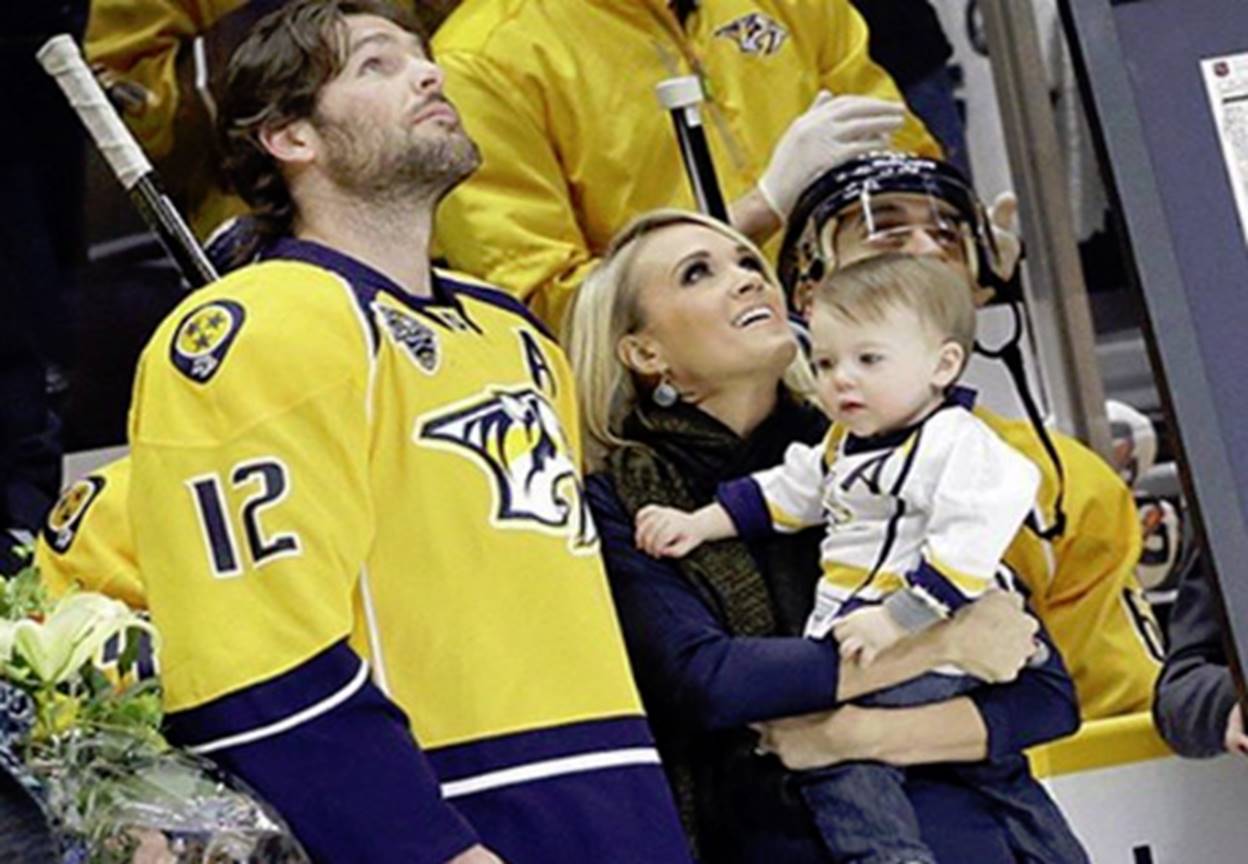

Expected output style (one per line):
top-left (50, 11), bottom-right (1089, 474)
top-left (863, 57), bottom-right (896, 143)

top-left (563, 209), bottom-right (811, 471)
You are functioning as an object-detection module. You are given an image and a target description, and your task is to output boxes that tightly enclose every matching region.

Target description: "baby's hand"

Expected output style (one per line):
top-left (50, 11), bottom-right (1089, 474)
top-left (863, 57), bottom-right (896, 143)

top-left (635, 505), bottom-right (707, 558)
top-left (832, 606), bottom-right (906, 666)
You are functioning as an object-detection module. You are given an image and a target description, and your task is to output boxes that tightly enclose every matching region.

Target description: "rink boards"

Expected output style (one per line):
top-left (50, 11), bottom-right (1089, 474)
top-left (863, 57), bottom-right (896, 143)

top-left (1030, 713), bottom-right (1248, 863)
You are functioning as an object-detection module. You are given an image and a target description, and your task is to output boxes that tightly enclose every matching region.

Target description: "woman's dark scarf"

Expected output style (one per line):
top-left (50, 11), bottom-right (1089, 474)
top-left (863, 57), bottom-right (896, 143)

top-left (606, 393), bottom-right (825, 855)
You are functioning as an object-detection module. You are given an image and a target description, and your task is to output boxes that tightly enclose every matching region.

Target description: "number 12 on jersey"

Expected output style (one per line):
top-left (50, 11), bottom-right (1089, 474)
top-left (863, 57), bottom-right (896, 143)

top-left (186, 458), bottom-right (302, 578)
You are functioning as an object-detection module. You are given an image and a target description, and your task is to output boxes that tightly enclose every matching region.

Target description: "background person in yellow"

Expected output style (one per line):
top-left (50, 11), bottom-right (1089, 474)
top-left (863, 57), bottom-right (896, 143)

top-left (84, 0), bottom-right (457, 241)
top-left (776, 152), bottom-right (1163, 720)
top-left (86, 0), bottom-right (278, 240)
top-left (126, 2), bottom-right (691, 862)
top-left (34, 457), bottom-right (144, 610)
top-left (432, 0), bottom-right (939, 331)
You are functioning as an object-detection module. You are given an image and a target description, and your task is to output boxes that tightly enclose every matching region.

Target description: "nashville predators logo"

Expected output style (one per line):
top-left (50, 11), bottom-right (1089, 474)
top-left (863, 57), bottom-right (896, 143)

top-left (417, 387), bottom-right (597, 553)
top-left (43, 476), bottom-right (106, 554)
top-left (713, 13), bottom-right (788, 56)
top-left (170, 300), bottom-right (245, 383)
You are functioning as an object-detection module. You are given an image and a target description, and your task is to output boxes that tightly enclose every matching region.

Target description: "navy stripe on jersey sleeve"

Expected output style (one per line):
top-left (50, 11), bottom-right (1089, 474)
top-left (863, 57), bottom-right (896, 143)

top-left (166, 641), bottom-right (478, 864)
top-left (908, 557), bottom-right (975, 614)
top-left (451, 756), bottom-right (692, 864)
top-left (716, 476), bottom-right (775, 541)
top-left (588, 474), bottom-right (842, 730)
top-left (428, 715), bottom-right (658, 790)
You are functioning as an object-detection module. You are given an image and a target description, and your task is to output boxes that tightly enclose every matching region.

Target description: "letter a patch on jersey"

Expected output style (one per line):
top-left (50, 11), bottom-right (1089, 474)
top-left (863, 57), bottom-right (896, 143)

top-left (170, 300), bottom-right (245, 383)
top-left (417, 387), bottom-right (597, 552)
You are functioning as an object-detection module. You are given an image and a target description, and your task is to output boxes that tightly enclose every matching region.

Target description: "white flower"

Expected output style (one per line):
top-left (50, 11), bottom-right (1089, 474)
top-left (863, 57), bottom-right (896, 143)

top-left (0, 594), bottom-right (159, 685)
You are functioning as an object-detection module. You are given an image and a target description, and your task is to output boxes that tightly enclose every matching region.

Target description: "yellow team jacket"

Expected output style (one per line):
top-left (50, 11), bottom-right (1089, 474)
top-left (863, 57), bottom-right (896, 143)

top-left (980, 409), bottom-right (1163, 719)
top-left (434, 0), bottom-right (940, 331)
top-left (85, 0), bottom-right (436, 239)
top-left (85, 0), bottom-right (249, 239)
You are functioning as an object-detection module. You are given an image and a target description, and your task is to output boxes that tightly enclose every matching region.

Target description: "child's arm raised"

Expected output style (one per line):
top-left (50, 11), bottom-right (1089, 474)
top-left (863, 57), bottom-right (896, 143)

top-left (635, 503), bottom-right (737, 558)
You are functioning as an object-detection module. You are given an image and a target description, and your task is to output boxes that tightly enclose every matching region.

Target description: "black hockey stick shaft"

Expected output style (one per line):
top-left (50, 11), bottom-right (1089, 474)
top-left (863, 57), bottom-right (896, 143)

top-left (37, 34), bottom-right (218, 289)
top-left (656, 77), bottom-right (729, 222)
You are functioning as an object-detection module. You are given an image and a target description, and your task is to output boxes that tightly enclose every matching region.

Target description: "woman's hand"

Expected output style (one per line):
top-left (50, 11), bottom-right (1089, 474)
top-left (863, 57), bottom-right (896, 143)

top-left (129, 829), bottom-right (176, 864)
top-left (754, 705), bottom-right (877, 771)
top-left (941, 592), bottom-right (1039, 682)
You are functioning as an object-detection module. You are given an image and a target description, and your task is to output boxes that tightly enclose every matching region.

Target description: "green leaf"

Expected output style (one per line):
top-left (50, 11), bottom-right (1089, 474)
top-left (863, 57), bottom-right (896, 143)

top-left (0, 556), bottom-right (51, 621)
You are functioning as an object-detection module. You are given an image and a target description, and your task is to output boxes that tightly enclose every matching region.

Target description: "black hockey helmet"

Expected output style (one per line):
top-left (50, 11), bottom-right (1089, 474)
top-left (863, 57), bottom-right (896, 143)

top-left (777, 152), bottom-right (1011, 315)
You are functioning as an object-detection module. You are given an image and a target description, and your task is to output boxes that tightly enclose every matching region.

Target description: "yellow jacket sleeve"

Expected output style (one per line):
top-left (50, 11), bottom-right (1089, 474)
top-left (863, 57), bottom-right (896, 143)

top-left (1039, 436), bottom-right (1162, 717)
top-left (85, 0), bottom-right (242, 159)
top-left (984, 411), bottom-right (1163, 718)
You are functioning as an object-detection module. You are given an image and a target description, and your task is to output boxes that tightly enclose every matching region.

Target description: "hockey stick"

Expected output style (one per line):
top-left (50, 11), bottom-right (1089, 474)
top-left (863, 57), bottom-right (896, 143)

top-left (37, 34), bottom-right (219, 288)
top-left (656, 76), bottom-right (729, 222)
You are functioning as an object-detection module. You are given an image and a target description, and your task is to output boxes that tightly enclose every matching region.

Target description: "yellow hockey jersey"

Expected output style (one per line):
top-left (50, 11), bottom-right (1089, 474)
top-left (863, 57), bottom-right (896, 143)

top-left (128, 239), bottom-right (689, 862)
top-left (980, 409), bottom-right (1163, 719)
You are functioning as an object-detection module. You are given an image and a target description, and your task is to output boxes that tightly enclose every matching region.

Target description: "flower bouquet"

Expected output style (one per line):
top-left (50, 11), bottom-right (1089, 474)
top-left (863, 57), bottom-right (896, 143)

top-left (0, 559), bottom-right (308, 863)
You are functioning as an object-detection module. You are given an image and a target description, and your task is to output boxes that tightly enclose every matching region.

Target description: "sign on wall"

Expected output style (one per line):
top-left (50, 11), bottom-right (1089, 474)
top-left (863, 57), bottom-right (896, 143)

top-left (1201, 51), bottom-right (1248, 252)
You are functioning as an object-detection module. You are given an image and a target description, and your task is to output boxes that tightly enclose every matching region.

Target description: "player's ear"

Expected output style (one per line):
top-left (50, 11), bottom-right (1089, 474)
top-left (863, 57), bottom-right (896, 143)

top-left (932, 340), bottom-right (964, 390)
top-left (260, 118), bottom-right (317, 167)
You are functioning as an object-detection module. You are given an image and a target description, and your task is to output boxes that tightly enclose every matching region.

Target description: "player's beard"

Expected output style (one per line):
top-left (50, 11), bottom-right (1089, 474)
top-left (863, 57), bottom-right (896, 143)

top-left (314, 107), bottom-right (480, 205)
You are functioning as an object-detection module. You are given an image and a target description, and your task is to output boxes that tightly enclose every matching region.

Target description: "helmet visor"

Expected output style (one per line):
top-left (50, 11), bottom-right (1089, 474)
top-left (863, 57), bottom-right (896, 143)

top-left (825, 190), bottom-right (977, 275)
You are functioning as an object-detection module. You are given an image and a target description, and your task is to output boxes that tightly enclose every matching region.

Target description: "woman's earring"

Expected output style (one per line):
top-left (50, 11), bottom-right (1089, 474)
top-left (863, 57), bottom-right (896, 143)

top-left (652, 377), bottom-right (679, 407)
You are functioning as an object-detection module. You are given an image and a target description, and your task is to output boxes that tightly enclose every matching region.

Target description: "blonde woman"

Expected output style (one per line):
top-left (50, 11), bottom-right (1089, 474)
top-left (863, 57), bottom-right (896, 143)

top-left (565, 210), bottom-right (1079, 864)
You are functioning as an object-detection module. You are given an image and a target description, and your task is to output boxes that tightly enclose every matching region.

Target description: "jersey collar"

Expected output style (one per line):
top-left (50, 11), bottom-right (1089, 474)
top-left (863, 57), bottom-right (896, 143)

top-left (263, 237), bottom-right (456, 309)
top-left (842, 386), bottom-right (979, 455)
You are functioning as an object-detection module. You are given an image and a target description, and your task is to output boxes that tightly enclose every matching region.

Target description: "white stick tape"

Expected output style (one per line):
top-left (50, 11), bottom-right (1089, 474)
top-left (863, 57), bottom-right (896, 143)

top-left (36, 34), bottom-right (152, 190)
top-left (655, 75), bottom-right (704, 111)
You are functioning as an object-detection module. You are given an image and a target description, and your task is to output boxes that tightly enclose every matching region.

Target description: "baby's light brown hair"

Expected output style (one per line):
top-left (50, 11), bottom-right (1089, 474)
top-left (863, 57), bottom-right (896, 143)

top-left (812, 253), bottom-right (976, 358)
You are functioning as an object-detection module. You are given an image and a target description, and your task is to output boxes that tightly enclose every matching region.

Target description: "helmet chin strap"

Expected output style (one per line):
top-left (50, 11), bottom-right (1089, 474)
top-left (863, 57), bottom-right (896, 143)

top-left (973, 271), bottom-right (1068, 541)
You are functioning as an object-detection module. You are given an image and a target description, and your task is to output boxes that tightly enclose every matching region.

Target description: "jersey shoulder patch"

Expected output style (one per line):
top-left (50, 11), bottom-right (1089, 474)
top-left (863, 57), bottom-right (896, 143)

top-left (169, 299), bottom-right (246, 383)
top-left (43, 474), bottom-right (107, 555)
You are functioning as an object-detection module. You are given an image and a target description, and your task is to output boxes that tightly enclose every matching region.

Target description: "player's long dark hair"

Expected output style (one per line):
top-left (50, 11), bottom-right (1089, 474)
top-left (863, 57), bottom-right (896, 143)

top-left (216, 0), bottom-right (424, 262)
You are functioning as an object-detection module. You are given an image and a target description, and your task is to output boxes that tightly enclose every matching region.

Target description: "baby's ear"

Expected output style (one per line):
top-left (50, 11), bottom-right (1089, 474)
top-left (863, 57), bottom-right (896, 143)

top-left (932, 341), bottom-right (965, 389)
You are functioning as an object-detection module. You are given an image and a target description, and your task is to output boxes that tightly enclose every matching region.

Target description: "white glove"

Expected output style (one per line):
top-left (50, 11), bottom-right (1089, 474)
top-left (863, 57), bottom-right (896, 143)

top-left (757, 90), bottom-right (905, 220)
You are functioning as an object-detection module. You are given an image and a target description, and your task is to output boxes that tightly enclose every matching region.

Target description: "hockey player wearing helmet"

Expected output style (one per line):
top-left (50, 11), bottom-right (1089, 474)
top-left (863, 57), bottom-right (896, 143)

top-left (779, 153), bottom-right (1007, 318)
top-left (772, 153), bottom-right (1163, 721)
